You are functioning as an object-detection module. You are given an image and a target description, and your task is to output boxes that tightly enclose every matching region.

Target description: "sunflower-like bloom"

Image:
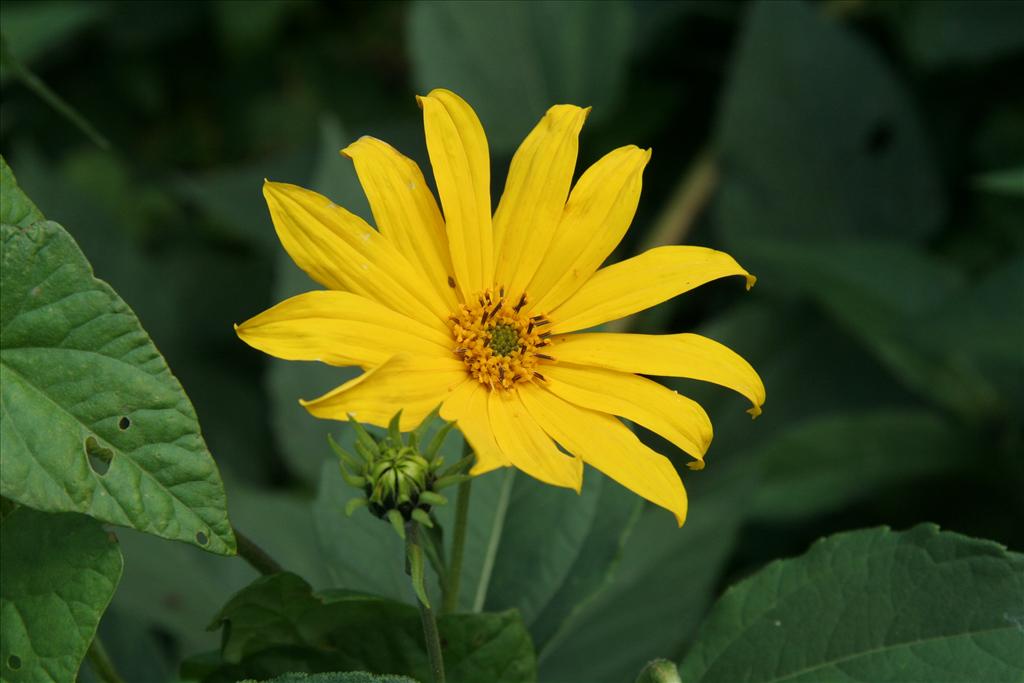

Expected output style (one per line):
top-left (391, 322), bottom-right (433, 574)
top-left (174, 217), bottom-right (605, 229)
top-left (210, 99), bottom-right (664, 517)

top-left (237, 90), bottom-right (764, 525)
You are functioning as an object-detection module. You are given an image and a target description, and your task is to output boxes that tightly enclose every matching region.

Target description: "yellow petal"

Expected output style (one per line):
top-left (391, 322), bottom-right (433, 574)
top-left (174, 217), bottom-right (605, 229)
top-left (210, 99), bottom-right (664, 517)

top-left (342, 136), bottom-right (459, 311)
top-left (301, 354), bottom-right (467, 431)
top-left (550, 333), bottom-right (766, 417)
top-left (549, 246), bottom-right (755, 334)
top-left (439, 380), bottom-right (509, 475)
top-left (519, 384), bottom-right (687, 525)
top-left (542, 363), bottom-right (712, 464)
top-left (418, 89), bottom-right (493, 298)
top-left (235, 291), bottom-right (453, 368)
top-left (488, 388), bottom-right (583, 491)
top-left (263, 181), bottom-right (449, 331)
top-left (526, 146), bottom-right (650, 314)
top-left (493, 105), bottom-right (589, 296)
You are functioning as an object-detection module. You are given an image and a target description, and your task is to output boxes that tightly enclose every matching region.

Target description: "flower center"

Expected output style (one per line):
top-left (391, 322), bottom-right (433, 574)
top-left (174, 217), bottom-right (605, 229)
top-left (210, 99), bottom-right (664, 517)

top-left (488, 323), bottom-right (520, 356)
top-left (450, 288), bottom-right (551, 390)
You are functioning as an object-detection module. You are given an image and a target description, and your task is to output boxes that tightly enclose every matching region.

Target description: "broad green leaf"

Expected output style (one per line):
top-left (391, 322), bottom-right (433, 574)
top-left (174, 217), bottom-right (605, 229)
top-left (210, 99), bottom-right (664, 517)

top-left (715, 0), bottom-right (943, 247)
top-left (539, 467), bottom-right (751, 683)
top-left (241, 673), bottom-right (419, 683)
top-left (1, 508), bottom-right (123, 683)
top-left (113, 483), bottom-right (330, 655)
top-left (875, 0), bottom-right (1024, 69)
top-left (198, 572), bottom-right (536, 683)
top-left (751, 410), bottom-right (965, 521)
top-left (77, 609), bottom-right (174, 683)
top-left (408, 0), bottom-right (634, 153)
top-left (918, 256), bottom-right (1024, 407)
top-left (740, 239), bottom-right (1000, 417)
top-left (9, 143), bottom-right (280, 486)
top-left (0, 156), bottom-right (43, 227)
top-left (679, 525), bottom-right (1024, 682)
top-left (483, 469), bottom-right (602, 623)
top-left (526, 472), bottom-right (642, 650)
top-left (0, 219), bottom-right (235, 554)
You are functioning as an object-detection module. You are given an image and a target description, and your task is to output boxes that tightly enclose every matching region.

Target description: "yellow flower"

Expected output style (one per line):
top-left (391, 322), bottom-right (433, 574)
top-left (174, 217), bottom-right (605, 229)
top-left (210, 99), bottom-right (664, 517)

top-left (236, 90), bottom-right (764, 525)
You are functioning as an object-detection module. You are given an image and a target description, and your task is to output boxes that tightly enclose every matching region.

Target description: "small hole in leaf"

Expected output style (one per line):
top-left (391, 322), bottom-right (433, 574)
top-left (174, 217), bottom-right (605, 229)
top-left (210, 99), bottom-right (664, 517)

top-left (195, 531), bottom-right (209, 546)
top-left (85, 436), bottom-right (114, 476)
top-left (7, 654), bottom-right (21, 669)
top-left (865, 121), bottom-right (894, 156)
top-left (118, 416), bottom-right (131, 430)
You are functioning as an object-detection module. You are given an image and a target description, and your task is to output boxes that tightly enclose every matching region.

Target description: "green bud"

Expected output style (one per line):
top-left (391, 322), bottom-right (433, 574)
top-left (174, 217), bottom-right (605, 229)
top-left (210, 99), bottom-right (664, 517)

top-left (634, 659), bottom-right (681, 683)
top-left (332, 409), bottom-right (472, 535)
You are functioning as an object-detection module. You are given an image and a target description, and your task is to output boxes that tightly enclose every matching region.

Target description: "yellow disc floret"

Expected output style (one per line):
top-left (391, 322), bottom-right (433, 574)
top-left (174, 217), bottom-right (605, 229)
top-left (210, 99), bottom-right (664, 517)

top-left (450, 288), bottom-right (552, 390)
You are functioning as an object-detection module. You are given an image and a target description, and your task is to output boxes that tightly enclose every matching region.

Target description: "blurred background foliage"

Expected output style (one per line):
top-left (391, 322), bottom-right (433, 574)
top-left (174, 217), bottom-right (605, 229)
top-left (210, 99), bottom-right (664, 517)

top-left (1, 1), bottom-right (1022, 681)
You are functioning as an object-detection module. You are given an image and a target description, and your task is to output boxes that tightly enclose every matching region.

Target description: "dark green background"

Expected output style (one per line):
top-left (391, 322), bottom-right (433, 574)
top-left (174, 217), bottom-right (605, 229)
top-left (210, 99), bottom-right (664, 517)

top-left (2, 1), bottom-right (1021, 681)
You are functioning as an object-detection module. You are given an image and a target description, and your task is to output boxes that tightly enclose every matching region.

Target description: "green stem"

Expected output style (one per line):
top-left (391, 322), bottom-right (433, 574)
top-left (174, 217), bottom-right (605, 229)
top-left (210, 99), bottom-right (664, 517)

top-left (233, 526), bottom-right (284, 575)
top-left (86, 635), bottom-right (125, 683)
top-left (442, 440), bottom-right (474, 614)
top-left (473, 468), bottom-right (515, 612)
top-left (408, 524), bottom-right (446, 683)
top-left (1, 35), bottom-right (111, 150)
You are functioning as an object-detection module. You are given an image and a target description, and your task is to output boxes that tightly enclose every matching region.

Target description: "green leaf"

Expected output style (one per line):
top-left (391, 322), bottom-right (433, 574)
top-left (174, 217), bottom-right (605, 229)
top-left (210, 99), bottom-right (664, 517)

top-left (973, 166), bottom-right (1024, 198)
top-left (750, 410), bottom-right (965, 521)
top-left (875, 0), bottom-right (1024, 69)
top-left (112, 483), bottom-right (331, 655)
top-left (528, 474), bottom-right (642, 652)
top-left (0, 219), bottom-right (235, 554)
top-left (408, 0), bottom-right (634, 153)
top-left (200, 572), bottom-right (536, 683)
top-left (1, 507), bottom-right (123, 683)
top-left (679, 525), bottom-right (1024, 682)
top-left (240, 673), bottom-right (419, 683)
top-left (539, 467), bottom-right (751, 683)
top-left (482, 469), bottom-right (602, 623)
top-left (715, 0), bottom-right (944, 247)
top-left (741, 239), bottom-right (1001, 417)
top-left (0, 156), bottom-right (43, 227)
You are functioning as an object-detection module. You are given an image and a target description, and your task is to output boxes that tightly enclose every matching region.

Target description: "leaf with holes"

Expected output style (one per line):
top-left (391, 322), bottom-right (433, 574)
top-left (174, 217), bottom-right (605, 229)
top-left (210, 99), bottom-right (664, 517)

top-left (715, 0), bottom-right (944, 249)
top-left (678, 525), bottom-right (1024, 682)
top-left (0, 507), bottom-right (123, 683)
top-left (0, 217), bottom-right (234, 554)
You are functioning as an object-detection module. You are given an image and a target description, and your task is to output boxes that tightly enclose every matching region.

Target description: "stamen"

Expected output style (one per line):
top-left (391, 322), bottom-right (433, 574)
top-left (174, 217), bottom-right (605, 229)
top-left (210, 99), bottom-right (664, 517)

top-left (448, 286), bottom-right (546, 391)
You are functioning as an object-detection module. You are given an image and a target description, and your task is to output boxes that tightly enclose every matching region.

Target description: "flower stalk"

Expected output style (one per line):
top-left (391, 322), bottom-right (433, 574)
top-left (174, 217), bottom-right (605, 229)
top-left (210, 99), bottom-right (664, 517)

top-left (407, 522), bottom-right (446, 683)
top-left (442, 440), bottom-right (474, 614)
top-left (86, 635), bottom-right (125, 683)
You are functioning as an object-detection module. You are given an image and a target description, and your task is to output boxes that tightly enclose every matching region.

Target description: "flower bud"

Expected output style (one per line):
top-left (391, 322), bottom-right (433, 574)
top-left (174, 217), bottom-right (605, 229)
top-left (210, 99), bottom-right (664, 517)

top-left (329, 409), bottom-right (471, 540)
